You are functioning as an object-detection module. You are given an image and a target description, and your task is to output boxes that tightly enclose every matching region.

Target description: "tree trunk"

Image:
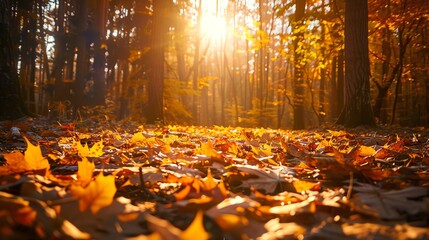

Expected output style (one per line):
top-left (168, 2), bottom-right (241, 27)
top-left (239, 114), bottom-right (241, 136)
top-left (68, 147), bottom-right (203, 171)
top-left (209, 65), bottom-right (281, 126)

top-left (92, 0), bottom-right (107, 105)
top-left (336, 0), bottom-right (376, 127)
top-left (146, 0), bottom-right (169, 124)
top-left (293, 0), bottom-right (306, 129)
top-left (0, 0), bottom-right (27, 119)
top-left (73, 0), bottom-right (89, 115)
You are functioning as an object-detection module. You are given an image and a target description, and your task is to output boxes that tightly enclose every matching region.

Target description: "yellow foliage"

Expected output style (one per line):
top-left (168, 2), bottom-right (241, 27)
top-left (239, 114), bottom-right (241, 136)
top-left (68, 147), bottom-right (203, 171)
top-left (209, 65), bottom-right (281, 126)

top-left (73, 140), bottom-right (104, 158)
top-left (129, 132), bottom-right (146, 144)
top-left (76, 157), bottom-right (95, 187)
top-left (197, 141), bottom-right (222, 159)
top-left (1, 136), bottom-right (50, 175)
top-left (180, 211), bottom-right (211, 240)
top-left (70, 173), bottom-right (117, 214)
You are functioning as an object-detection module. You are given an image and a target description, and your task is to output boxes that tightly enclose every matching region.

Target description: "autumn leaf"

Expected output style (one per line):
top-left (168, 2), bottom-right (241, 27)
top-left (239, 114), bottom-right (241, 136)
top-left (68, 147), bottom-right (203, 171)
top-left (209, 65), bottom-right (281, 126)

top-left (0, 192), bottom-right (36, 226)
top-left (352, 183), bottom-right (428, 220)
top-left (196, 140), bottom-right (222, 159)
top-left (129, 132), bottom-right (146, 144)
top-left (1, 136), bottom-right (50, 175)
top-left (180, 211), bottom-right (211, 240)
top-left (73, 139), bottom-right (104, 158)
top-left (76, 157), bottom-right (95, 187)
top-left (235, 165), bottom-right (296, 194)
top-left (70, 173), bottom-right (117, 214)
top-left (23, 137), bottom-right (50, 172)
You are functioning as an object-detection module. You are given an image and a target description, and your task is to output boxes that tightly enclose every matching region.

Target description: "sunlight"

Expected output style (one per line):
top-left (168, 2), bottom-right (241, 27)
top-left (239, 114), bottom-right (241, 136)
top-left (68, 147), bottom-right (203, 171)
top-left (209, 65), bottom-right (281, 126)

top-left (201, 13), bottom-right (227, 42)
top-left (200, 0), bottom-right (229, 43)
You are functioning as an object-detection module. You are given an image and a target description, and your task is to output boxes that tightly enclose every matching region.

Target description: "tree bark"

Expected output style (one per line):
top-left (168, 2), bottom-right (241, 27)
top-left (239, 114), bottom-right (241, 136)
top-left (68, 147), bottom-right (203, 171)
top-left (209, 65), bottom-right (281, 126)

top-left (73, 0), bottom-right (89, 115)
top-left (336, 0), bottom-right (376, 127)
top-left (0, 0), bottom-right (27, 119)
top-left (147, 0), bottom-right (170, 124)
top-left (293, 0), bottom-right (306, 129)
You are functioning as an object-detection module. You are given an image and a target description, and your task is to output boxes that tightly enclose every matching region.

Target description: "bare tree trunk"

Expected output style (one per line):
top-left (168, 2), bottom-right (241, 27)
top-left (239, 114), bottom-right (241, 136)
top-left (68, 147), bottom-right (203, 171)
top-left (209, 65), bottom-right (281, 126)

top-left (293, 0), bottom-right (306, 129)
top-left (191, 0), bottom-right (202, 124)
top-left (92, 0), bottom-right (107, 105)
top-left (73, 0), bottom-right (89, 116)
top-left (336, 0), bottom-right (375, 127)
top-left (147, 0), bottom-right (170, 124)
top-left (0, 0), bottom-right (27, 119)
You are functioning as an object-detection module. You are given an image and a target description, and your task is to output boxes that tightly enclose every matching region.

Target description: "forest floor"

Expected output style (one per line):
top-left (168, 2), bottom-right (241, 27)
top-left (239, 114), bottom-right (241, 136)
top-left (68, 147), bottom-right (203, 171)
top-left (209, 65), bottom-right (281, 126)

top-left (0, 115), bottom-right (428, 239)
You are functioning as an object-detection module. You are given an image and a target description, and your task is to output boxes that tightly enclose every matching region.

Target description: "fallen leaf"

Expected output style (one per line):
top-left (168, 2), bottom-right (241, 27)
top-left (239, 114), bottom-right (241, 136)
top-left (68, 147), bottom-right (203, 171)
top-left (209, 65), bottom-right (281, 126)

top-left (1, 137), bottom-right (50, 175)
top-left (76, 157), bottom-right (95, 187)
top-left (180, 211), bottom-right (211, 240)
top-left (236, 165), bottom-right (296, 194)
top-left (70, 173), bottom-right (117, 213)
top-left (352, 183), bottom-right (428, 220)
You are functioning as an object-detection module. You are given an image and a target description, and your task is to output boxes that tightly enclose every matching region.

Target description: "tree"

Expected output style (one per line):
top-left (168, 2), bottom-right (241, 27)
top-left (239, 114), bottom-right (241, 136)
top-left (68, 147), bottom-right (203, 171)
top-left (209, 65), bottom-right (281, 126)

top-left (293, 0), bottom-right (307, 129)
top-left (73, 0), bottom-right (89, 115)
top-left (146, 0), bottom-right (171, 124)
top-left (336, 0), bottom-right (376, 127)
top-left (0, 0), bottom-right (27, 119)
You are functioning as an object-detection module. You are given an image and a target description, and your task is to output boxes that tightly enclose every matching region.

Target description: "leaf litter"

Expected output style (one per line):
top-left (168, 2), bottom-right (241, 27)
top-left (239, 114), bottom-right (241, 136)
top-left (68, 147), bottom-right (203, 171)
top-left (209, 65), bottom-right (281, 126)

top-left (0, 117), bottom-right (428, 239)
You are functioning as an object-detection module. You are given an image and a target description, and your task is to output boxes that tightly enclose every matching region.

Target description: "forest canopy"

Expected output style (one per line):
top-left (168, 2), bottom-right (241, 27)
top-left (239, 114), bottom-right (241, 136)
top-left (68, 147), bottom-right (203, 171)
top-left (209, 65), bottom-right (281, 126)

top-left (0, 0), bottom-right (428, 129)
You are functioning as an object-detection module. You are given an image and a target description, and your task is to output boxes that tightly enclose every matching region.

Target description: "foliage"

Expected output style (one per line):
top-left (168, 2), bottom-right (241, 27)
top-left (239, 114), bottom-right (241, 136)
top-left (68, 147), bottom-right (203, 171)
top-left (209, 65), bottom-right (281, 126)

top-left (0, 117), bottom-right (428, 239)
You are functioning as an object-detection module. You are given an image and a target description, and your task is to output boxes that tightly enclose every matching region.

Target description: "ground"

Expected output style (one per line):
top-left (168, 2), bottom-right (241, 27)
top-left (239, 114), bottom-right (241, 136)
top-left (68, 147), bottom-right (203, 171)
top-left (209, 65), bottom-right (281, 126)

top-left (0, 116), bottom-right (428, 239)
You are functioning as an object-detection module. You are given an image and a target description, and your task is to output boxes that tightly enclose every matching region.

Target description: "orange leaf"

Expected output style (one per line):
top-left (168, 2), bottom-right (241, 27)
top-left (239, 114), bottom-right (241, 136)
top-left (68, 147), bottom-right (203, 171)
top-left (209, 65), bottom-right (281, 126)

top-left (70, 173), bottom-right (116, 213)
top-left (73, 140), bottom-right (104, 158)
top-left (23, 136), bottom-right (50, 172)
top-left (180, 211), bottom-right (211, 240)
top-left (76, 157), bottom-right (95, 187)
top-left (292, 180), bottom-right (319, 193)
top-left (1, 137), bottom-right (50, 175)
top-left (197, 141), bottom-right (222, 159)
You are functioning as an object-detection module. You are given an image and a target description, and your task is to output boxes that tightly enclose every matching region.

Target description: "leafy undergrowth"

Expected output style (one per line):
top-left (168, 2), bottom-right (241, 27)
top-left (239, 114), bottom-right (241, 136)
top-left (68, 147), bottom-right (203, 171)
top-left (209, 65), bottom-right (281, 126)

top-left (0, 117), bottom-right (428, 239)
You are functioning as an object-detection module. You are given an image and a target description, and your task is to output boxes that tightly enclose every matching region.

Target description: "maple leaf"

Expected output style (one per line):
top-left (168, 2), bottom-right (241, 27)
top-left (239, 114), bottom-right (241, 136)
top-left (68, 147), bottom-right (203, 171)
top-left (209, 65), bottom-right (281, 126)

top-left (23, 137), bottom-right (50, 172)
top-left (196, 140), bottom-right (222, 159)
top-left (70, 173), bottom-right (117, 213)
top-left (76, 157), bottom-right (95, 187)
top-left (236, 165), bottom-right (296, 194)
top-left (73, 140), bottom-right (104, 158)
top-left (352, 183), bottom-right (428, 220)
top-left (1, 137), bottom-right (50, 175)
top-left (180, 211), bottom-right (211, 240)
top-left (129, 132), bottom-right (147, 144)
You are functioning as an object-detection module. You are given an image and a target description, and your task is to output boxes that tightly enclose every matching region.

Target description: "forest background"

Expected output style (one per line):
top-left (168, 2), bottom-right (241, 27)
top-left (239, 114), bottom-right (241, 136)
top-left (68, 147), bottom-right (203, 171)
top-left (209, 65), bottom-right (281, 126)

top-left (0, 0), bottom-right (428, 129)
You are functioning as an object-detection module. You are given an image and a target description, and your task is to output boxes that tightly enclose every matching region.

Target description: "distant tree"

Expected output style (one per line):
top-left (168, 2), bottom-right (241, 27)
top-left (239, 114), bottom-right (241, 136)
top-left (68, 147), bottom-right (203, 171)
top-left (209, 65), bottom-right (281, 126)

top-left (146, 0), bottom-right (172, 124)
top-left (0, 0), bottom-right (28, 119)
top-left (90, 0), bottom-right (107, 105)
top-left (293, 0), bottom-right (306, 129)
top-left (336, 0), bottom-right (376, 127)
top-left (73, 0), bottom-right (89, 115)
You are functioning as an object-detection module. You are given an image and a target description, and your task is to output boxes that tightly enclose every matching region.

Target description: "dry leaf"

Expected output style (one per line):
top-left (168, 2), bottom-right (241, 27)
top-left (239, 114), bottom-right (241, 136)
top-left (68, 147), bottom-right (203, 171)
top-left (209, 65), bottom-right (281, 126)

top-left (73, 140), bottom-right (104, 158)
top-left (70, 173), bottom-right (117, 213)
top-left (1, 137), bottom-right (50, 175)
top-left (180, 211), bottom-right (211, 240)
top-left (352, 183), bottom-right (428, 219)
top-left (76, 157), bottom-right (95, 187)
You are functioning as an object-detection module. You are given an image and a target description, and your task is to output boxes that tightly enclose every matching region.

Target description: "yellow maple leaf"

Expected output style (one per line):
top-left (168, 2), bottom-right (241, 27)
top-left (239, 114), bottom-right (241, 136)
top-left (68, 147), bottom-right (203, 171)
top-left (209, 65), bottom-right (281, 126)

top-left (1, 137), bottom-right (50, 175)
top-left (180, 211), bottom-right (211, 240)
top-left (1, 151), bottom-right (28, 175)
top-left (76, 157), bottom-right (95, 187)
top-left (73, 140), bottom-right (104, 158)
top-left (24, 136), bottom-right (50, 172)
top-left (70, 173), bottom-right (116, 213)
top-left (197, 141), bottom-right (222, 159)
top-left (129, 132), bottom-right (146, 144)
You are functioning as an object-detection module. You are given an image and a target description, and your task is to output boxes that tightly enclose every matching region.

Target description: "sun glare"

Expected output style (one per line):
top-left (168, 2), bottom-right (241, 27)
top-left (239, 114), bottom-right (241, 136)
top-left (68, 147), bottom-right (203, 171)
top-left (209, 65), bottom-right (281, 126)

top-left (201, 13), bottom-right (227, 41)
top-left (200, 0), bottom-right (229, 43)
